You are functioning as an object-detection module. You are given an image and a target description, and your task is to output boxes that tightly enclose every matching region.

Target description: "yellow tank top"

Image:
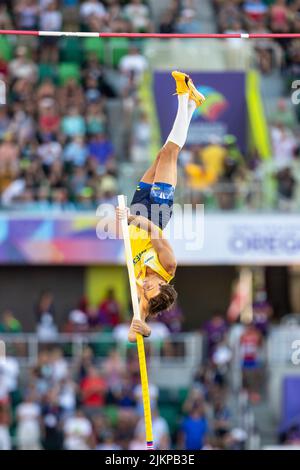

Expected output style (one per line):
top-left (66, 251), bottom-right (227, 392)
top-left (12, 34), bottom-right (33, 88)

top-left (129, 225), bottom-right (174, 287)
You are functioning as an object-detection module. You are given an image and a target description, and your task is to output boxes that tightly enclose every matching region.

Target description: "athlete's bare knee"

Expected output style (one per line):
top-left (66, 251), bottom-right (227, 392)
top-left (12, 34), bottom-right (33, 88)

top-left (158, 145), bottom-right (178, 162)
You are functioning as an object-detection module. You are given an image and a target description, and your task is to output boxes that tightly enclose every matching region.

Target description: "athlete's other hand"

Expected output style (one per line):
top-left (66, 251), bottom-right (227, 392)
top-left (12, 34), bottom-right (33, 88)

top-left (116, 206), bottom-right (130, 221)
top-left (131, 319), bottom-right (151, 337)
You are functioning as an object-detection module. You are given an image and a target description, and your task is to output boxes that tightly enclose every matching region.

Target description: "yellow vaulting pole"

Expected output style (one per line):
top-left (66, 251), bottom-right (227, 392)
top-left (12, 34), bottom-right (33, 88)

top-left (117, 194), bottom-right (154, 450)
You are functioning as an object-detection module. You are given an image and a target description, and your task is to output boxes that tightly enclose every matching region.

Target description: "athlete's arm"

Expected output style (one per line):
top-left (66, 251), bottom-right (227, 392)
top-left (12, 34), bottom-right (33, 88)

top-left (128, 277), bottom-right (152, 343)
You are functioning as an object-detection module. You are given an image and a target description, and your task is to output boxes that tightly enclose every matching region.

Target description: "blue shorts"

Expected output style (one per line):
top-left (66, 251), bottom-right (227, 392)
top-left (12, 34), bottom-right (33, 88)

top-left (130, 181), bottom-right (175, 230)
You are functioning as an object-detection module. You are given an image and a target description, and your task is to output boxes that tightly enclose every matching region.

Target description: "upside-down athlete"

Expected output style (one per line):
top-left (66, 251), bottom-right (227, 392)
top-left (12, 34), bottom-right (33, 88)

top-left (116, 71), bottom-right (205, 342)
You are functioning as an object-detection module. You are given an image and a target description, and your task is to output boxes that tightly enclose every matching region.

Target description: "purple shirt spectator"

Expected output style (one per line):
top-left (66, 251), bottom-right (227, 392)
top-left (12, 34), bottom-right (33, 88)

top-left (88, 133), bottom-right (114, 166)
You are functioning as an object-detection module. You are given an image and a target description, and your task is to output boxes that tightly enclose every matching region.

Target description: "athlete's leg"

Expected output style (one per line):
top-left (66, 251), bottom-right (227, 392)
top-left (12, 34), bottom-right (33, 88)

top-left (153, 94), bottom-right (196, 187)
top-left (140, 158), bottom-right (160, 184)
top-left (140, 72), bottom-right (199, 185)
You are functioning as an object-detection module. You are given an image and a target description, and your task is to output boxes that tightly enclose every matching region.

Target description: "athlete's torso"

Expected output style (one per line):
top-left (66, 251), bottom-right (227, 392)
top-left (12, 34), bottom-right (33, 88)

top-left (129, 225), bottom-right (174, 287)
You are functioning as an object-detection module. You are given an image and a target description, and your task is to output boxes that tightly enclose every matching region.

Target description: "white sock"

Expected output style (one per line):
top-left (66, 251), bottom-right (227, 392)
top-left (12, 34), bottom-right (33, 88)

top-left (166, 93), bottom-right (190, 148)
top-left (188, 99), bottom-right (197, 125)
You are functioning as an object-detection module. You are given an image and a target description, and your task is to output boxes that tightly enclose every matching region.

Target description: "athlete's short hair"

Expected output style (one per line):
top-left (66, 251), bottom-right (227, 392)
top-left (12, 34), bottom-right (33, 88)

top-left (148, 284), bottom-right (178, 316)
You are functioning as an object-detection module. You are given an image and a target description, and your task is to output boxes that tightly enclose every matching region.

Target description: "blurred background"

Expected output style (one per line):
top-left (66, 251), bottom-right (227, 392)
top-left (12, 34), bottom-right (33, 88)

top-left (1, 0), bottom-right (300, 451)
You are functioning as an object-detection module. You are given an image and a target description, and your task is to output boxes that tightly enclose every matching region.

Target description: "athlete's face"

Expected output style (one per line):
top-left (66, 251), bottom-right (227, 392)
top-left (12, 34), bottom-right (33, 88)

top-left (143, 276), bottom-right (165, 301)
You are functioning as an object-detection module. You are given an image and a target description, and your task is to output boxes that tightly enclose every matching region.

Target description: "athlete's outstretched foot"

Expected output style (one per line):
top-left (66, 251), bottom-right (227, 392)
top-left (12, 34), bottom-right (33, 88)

top-left (172, 70), bottom-right (205, 108)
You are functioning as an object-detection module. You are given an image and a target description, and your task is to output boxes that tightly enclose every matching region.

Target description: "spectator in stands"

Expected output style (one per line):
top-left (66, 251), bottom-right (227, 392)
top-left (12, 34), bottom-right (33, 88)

top-left (135, 407), bottom-right (171, 450)
top-left (175, 8), bottom-right (201, 34)
top-left (276, 165), bottom-right (297, 211)
top-left (113, 372), bottom-right (136, 408)
top-left (58, 376), bottom-right (77, 417)
top-left (0, 4), bottom-right (12, 30)
top-left (98, 288), bottom-right (121, 328)
top-left (35, 290), bottom-right (55, 323)
top-left (159, 8), bottom-right (177, 34)
top-left (96, 429), bottom-right (122, 450)
top-left (123, 0), bottom-right (152, 32)
top-left (271, 122), bottom-right (297, 168)
top-left (243, 0), bottom-right (268, 28)
top-left (0, 309), bottom-right (22, 333)
top-left (113, 317), bottom-right (132, 344)
top-left (270, 0), bottom-right (290, 33)
top-left (75, 345), bottom-right (95, 383)
top-left (253, 288), bottom-right (273, 337)
top-left (41, 387), bottom-right (64, 450)
top-left (61, 107), bottom-right (86, 138)
top-left (203, 314), bottom-right (228, 358)
top-left (14, 0), bottom-right (39, 30)
top-left (63, 135), bottom-right (89, 167)
top-left (36, 313), bottom-right (59, 341)
top-left (218, 0), bottom-right (243, 32)
top-left (178, 401), bottom-right (209, 450)
top-left (115, 408), bottom-right (138, 449)
top-left (80, 365), bottom-right (107, 411)
top-left (9, 46), bottom-right (38, 82)
top-left (159, 301), bottom-right (184, 333)
top-left (63, 407), bottom-right (93, 450)
top-left (0, 403), bottom-right (11, 450)
top-left (51, 348), bottom-right (69, 383)
top-left (16, 391), bottom-right (42, 450)
top-left (88, 132), bottom-right (115, 170)
top-left (80, 0), bottom-right (107, 31)
top-left (211, 394), bottom-right (231, 439)
top-left (240, 323), bottom-right (264, 403)
top-left (102, 349), bottom-right (126, 399)
top-left (119, 45), bottom-right (148, 85)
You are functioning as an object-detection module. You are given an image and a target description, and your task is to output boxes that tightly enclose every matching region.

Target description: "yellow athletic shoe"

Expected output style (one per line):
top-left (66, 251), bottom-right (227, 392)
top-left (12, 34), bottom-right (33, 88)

top-left (171, 70), bottom-right (190, 95)
top-left (187, 77), bottom-right (206, 108)
top-left (172, 70), bottom-right (205, 108)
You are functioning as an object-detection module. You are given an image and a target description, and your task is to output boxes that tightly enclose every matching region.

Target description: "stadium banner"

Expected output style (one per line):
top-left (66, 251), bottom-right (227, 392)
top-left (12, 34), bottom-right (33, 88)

top-left (153, 71), bottom-right (247, 152)
top-left (1, 213), bottom-right (300, 265)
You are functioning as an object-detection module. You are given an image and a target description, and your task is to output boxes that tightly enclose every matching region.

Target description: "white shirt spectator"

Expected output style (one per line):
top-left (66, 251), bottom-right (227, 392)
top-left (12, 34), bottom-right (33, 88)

top-left (16, 401), bottom-right (41, 450)
top-left (271, 125), bottom-right (296, 168)
top-left (17, 402), bottom-right (40, 423)
top-left (64, 415), bottom-right (92, 450)
top-left (113, 323), bottom-right (130, 343)
top-left (40, 9), bottom-right (62, 31)
top-left (80, 1), bottom-right (107, 20)
top-left (0, 426), bottom-right (11, 450)
top-left (119, 50), bottom-right (148, 83)
top-left (147, 321), bottom-right (170, 342)
top-left (0, 373), bottom-right (9, 402)
top-left (59, 381), bottom-right (77, 414)
top-left (9, 46), bottom-right (38, 82)
top-left (0, 357), bottom-right (19, 393)
top-left (123, 2), bottom-right (150, 31)
top-left (36, 313), bottom-right (58, 341)
top-left (37, 141), bottom-right (62, 166)
top-left (52, 357), bottom-right (68, 382)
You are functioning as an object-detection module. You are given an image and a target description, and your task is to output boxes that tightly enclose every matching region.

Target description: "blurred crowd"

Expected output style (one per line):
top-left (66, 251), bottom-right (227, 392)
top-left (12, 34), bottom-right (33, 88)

top-left (0, 280), bottom-right (280, 450)
top-left (0, 0), bottom-right (154, 211)
top-left (0, 321), bottom-right (251, 451)
top-left (0, 1), bottom-right (300, 211)
top-left (0, 0), bottom-right (210, 212)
